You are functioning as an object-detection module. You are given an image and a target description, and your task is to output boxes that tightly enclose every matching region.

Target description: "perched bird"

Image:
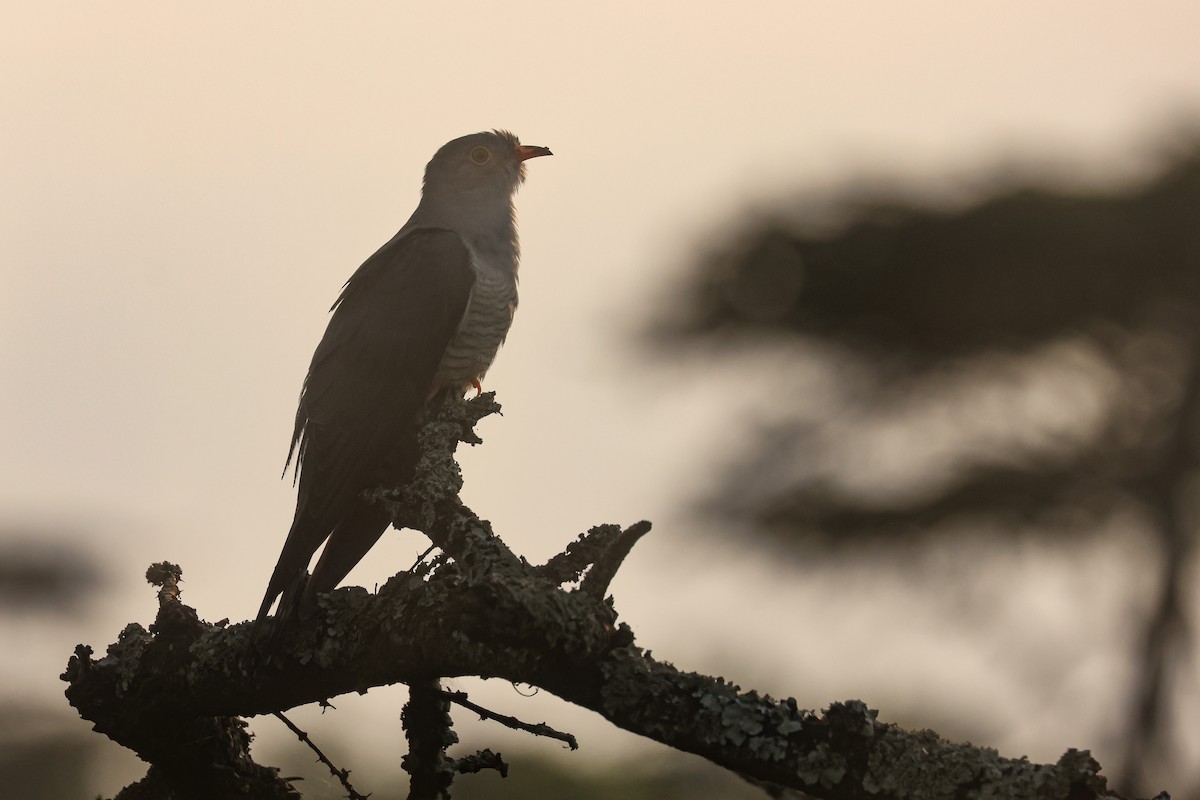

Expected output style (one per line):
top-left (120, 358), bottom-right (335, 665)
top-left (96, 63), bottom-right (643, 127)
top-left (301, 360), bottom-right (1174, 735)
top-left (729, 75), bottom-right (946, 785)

top-left (257, 130), bottom-right (551, 623)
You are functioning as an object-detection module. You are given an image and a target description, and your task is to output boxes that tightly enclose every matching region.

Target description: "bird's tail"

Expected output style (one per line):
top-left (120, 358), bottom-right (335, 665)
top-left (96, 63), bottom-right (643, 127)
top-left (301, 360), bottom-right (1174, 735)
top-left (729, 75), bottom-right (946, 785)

top-left (256, 563), bottom-right (306, 625)
top-left (256, 506), bottom-right (323, 625)
top-left (297, 501), bottom-right (393, 618)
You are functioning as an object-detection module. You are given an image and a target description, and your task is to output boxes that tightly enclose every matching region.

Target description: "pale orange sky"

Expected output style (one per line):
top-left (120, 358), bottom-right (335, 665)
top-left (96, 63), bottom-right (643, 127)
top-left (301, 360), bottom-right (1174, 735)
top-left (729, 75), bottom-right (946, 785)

top-left (4, 2), bottom-right (1200, 795)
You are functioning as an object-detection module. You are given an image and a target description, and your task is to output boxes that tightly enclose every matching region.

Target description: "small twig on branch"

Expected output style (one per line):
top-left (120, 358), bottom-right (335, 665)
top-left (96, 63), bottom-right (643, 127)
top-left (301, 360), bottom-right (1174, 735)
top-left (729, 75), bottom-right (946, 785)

top-left (409, 544), bottom-right (438, 573)
top-left (438, 688), bottom-right (579, 750)
top-left (273, 711), bottom-right (370, 800)
top-left (536, 520), bottom-right (652, 594)
top-left (535, 524), bottom-right (625, 585)
top-left (452, 748), bottom-right (508, 777)
top-left (581, 520), bottom-right (652, 599)
top-left (145, 561), bottom-right (183, 607)
top-left (144, 561), bottom-right (201, 638)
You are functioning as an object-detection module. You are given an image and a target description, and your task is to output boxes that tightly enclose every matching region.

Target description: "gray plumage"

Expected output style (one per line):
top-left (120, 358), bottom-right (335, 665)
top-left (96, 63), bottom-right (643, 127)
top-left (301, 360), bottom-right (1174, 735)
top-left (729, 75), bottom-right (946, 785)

top-left (257, 130), bottom-right (551, 624)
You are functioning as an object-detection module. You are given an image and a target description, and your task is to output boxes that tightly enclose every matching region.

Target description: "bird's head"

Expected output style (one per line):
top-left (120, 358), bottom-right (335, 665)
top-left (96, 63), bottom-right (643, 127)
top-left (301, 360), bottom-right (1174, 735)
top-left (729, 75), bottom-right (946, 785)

top-left (422, 130), bottom-right (552, 204)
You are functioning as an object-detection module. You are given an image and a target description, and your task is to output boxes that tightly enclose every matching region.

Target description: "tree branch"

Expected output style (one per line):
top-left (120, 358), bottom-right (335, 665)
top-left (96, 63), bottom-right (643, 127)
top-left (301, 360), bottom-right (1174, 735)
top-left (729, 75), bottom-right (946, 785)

top-left (62, 394), bottom-right (1164, 799)
top-left (439, 688), bottom-right (578, 750)
top-left (273, 711), bottom-right (369, 800)
top-left (402, 678), bottom-right (455, 800)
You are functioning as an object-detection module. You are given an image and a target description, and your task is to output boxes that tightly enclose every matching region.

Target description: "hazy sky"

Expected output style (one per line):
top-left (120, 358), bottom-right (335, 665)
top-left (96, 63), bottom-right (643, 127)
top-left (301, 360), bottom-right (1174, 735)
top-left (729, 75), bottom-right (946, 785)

top-left (4, 2), bottom-right (1200, 795)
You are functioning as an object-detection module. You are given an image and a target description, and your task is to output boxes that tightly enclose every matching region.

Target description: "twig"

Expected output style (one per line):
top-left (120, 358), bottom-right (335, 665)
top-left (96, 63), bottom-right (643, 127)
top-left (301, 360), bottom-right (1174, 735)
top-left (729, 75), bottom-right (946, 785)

top-left (439, 689), bottom-right (578, 750)
top-left (145, 562), bottom-right (183, 607)
top-left (145, 561), bottom-right (201, 637)
top-left (273, 711), bottom-right (370, 800)
top-left (452, 748), bottom-right (508, 777)
top-left (535, 524), bottom-right (624, 585)
top-left (409, 544), bottom-right (438, 573)
top-left (581, 520), bottom-right (652, 599)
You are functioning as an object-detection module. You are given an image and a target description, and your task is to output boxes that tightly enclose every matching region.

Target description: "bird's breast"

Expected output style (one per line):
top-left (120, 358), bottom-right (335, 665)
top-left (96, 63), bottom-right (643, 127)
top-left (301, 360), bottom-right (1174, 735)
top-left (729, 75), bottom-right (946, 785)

top-left (432, 247), bottom-right (519, 392)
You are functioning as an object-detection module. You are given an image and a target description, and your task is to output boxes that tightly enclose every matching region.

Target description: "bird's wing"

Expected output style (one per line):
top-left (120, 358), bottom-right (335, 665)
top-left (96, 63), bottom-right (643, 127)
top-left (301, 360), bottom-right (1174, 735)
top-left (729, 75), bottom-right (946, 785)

top-left (258, 227), bottom-right (475, 621)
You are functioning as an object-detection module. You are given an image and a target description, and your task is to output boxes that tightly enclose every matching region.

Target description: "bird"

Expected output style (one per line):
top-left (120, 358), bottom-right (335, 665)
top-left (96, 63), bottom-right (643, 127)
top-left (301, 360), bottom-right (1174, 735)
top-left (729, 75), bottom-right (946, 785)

top-left (257, 130), bottom-right (552, 624)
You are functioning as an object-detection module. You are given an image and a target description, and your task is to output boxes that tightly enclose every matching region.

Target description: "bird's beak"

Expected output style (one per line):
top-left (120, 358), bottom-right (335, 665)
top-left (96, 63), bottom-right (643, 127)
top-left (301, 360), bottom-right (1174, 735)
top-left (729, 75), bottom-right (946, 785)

top-left (516, 145), bottom-right (553, 161)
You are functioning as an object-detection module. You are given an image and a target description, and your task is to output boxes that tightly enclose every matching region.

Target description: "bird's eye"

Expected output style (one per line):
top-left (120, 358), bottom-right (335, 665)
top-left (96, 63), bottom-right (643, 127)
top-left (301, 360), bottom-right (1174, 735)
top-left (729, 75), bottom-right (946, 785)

top-left (469, 146), bottom-right (492, 165)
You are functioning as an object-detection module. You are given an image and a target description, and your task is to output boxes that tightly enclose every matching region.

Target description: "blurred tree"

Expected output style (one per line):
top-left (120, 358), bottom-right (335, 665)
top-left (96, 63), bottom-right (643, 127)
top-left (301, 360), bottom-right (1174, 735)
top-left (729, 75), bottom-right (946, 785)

top-left (0, 531), bottom-right (103, 613)
top-left (0, 708), bottom-right (93, 800)
top-left (0, 531), bottom-right (106, 799)
top-left (651, 144), bottom-right (1200, 796)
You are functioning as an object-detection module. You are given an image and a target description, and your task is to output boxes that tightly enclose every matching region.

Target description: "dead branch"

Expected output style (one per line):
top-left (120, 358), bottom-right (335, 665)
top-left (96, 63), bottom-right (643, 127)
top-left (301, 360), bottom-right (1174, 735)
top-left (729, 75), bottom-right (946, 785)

top-left (61, 395), bottom-right (1162, 800)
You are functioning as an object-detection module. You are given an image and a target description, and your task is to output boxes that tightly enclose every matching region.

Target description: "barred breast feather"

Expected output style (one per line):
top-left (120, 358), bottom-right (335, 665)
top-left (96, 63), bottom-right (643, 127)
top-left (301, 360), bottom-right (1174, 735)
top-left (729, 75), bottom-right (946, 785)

top-left (433, 246), bottom-right (519, 392)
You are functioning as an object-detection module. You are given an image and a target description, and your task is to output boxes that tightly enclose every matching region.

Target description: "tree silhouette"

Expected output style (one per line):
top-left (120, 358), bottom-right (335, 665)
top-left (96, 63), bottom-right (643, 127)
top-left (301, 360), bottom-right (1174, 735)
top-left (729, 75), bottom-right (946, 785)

top-left (651, 144), bottom-right (1200, 796)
